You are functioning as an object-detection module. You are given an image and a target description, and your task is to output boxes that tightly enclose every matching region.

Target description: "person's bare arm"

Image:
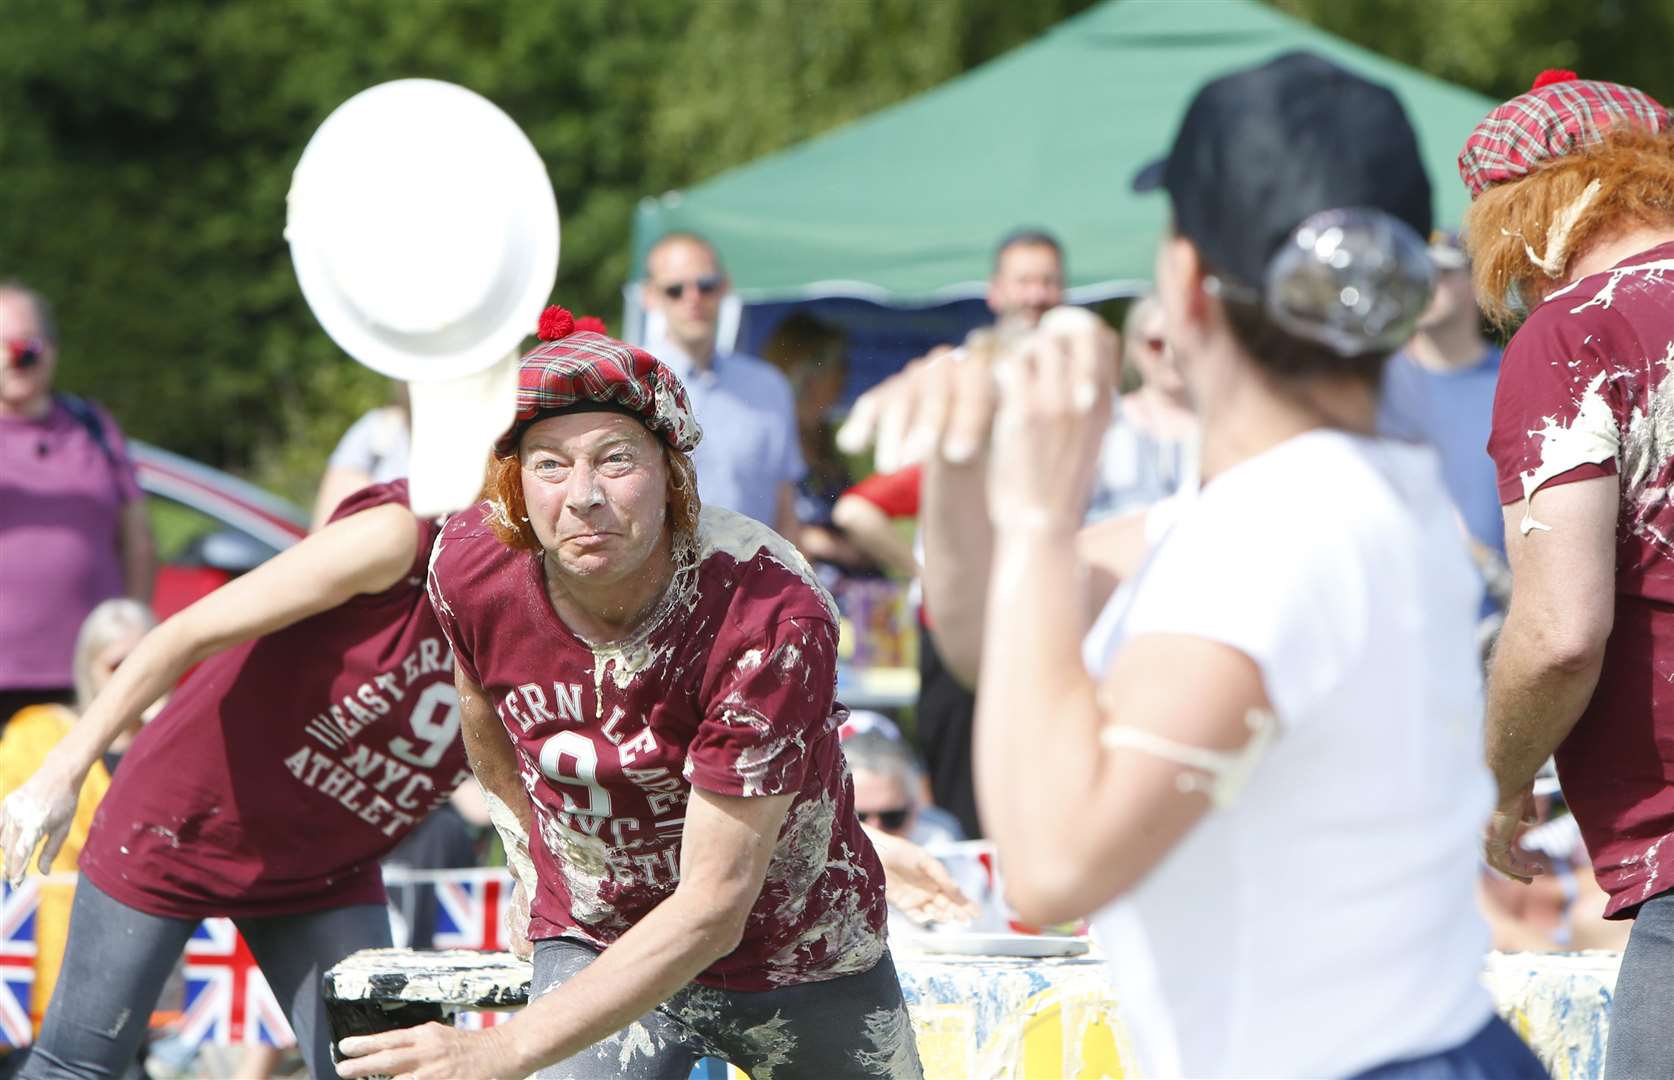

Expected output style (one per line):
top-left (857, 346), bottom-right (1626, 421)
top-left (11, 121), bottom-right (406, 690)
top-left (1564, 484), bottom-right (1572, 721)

top-left (968, 314), bottom-right (1272, 923)
top-left (862, 825), bottom-right (977, 924)
top-left (924, 465), bottom-right (1143, 689)
top-left (917, 338), bottom-right (999, 685)
top-left (920, 449), bottom-right (989, 685)
top-left (337, 788), bottom-right (797, 1079)
top-left (118, 497), bottom-right (156, 601)
top-left (2, 503), bottom-right (421, 880)
top-left (980, 606), bottom-right (1269, 923)
top-left (831, 494), bottom-right (918, 578)
top-left (447, 778), bottom-right (491, 828)
top-left (836, 316), bottom-right (1146, 691)
top-left (774, 482), bottom-right (801, 542)
top-left (311, 465), bottom-right (376, 532)
top-left (1482, 478), bottom-right (1616, 881)
top-left (455, 665), bottom-right (532, 844)
top-left (455, 664), bottom-right (538, 959)
top-left (888, 317), bottom-right (1132, 687)
top-left (794, 523), bottom-right (875, 570)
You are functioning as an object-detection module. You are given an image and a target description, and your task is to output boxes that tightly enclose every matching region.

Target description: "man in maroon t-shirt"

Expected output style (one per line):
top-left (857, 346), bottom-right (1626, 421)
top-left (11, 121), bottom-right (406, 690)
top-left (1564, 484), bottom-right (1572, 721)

top-left (1463, 71), bottom-right (1674, 1076)
top-left (339, 310), bottom-right (918, 1080)
top-left (1, 479), bottom-right (466, 1079)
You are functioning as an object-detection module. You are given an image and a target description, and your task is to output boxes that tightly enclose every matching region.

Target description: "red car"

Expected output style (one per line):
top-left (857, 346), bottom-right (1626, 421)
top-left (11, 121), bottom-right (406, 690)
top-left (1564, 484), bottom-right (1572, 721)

top-left (134, 441), bottom-right (309, 619)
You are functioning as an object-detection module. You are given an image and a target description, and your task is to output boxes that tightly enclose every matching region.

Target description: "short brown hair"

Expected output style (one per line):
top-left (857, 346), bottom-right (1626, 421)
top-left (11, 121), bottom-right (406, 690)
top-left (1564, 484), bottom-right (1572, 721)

top-left (1464, 126), bottom-right (1674, 327)
top-left (993, 228), bottom-right (1064, 274)
top-left (483, 442), bottom-right (701, 558)
top-left (1198, 253), bottom-right (1390, 389)
top-left (0, 280), bottom-right (58, 343)
top-left (1221, 299), bottom-right (1389, 389)
top-left (645, 232), bottom-right (723, 277)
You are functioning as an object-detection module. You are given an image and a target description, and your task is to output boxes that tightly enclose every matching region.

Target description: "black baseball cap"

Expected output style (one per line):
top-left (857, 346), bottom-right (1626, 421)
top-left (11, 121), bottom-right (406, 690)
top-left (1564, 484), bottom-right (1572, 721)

top-left (1133, 51), bottom-right (1433, 288)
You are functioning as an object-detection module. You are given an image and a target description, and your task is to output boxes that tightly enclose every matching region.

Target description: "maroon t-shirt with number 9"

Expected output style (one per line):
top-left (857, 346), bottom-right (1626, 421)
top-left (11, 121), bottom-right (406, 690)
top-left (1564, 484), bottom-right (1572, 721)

top-left (426, 503), bottom-right (887, 991)
top-left (81, 481), bottom-right (469, 919)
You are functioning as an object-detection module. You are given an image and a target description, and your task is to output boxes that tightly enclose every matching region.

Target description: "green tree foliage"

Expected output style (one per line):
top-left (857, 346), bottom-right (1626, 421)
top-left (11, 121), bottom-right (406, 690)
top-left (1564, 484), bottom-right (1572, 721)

top-left (1272, 0), bottom-right (1674, 104)
top-left (0, 0), bottom-right (1092, 501)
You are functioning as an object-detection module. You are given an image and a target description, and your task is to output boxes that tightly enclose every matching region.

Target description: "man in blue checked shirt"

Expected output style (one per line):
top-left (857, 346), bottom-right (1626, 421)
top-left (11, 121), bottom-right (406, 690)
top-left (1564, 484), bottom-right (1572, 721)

top-left (641, 233), bottom-right (805, 537)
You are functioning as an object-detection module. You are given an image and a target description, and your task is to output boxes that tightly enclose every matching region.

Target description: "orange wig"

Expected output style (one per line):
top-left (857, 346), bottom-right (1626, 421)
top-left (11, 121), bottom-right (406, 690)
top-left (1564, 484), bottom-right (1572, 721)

top-left (1464, 126), bottom-right (1674, 327)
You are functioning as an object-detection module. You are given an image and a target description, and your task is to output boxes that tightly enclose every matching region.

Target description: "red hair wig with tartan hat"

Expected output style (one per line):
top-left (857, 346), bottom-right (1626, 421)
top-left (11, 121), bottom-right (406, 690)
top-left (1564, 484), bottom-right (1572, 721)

top-left (485, 306), bottom-right (703, 552)
top-left (1459, 70), bottom-right (1674, 325)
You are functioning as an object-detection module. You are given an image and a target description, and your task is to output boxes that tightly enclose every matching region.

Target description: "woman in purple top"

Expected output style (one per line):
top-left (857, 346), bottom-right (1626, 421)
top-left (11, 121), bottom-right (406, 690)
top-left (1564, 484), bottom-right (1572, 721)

top-left (0, 283), bottom-right (155, 719)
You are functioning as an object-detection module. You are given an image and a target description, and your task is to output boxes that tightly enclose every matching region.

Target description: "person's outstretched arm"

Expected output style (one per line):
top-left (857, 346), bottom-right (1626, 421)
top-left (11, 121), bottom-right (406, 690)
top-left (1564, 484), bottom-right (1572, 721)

top-left (336, 786), bottom-right (796, 1079)
top-left (839, 316), bottom-right (1134, 688)
top-left (831, 466), bottom-right (923, 580)
top-left (969, 321), bottom-right (1269, 924)
top-left (0, 501), bottom-right (421, 881)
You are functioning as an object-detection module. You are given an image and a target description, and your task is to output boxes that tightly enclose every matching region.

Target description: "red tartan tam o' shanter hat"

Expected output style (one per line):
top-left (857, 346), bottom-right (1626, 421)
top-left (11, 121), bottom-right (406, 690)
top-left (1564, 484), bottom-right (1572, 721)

top-left (1458, 69), bottom-right (1671, 198)
top-left (493, 306), bottom-right (702, 456)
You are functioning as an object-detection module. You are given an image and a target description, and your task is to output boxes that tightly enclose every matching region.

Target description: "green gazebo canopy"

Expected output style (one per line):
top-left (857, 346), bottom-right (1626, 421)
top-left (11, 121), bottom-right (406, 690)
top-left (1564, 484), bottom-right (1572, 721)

top-left (630, 0), bottom-right (1497, 303)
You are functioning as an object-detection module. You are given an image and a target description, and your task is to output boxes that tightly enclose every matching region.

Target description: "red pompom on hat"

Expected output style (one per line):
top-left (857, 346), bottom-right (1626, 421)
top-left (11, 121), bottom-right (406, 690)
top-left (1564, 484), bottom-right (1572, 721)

top-left (537, 305), bottom-right (576, 342)
top-left (1531, 69), bottom-right (1579, 90)
top-left (494, 319), bottom-right (701, 456)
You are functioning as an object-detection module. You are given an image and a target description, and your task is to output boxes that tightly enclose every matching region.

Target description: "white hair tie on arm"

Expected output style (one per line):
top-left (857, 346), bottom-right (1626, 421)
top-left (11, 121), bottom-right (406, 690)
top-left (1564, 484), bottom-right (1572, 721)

top-left (1099, 708), bottom-right (1278, 808)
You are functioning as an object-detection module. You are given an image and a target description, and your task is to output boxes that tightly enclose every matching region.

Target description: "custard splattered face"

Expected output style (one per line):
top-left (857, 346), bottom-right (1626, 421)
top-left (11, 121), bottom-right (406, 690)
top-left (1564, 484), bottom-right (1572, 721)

top-left (520, 411), bottom-right (670, 586)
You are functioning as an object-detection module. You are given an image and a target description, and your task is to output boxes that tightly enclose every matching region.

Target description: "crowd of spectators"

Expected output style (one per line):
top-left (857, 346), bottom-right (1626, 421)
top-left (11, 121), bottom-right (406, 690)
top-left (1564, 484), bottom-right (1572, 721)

top-left (0, 211), bottom-right (1566, 908)
top-left (0, 125), bottom-right (1618, 1072)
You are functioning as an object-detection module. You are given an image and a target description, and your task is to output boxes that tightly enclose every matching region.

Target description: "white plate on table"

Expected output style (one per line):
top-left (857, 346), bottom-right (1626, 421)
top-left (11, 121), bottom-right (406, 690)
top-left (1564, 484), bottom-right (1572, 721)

top-left (916, 932), bottom-right (1089, 958)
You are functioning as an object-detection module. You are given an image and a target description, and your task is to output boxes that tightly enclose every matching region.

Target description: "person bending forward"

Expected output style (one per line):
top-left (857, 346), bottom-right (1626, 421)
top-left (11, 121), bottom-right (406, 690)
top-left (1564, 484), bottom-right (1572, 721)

top-left (339, 312), bottom-right (920, 1080)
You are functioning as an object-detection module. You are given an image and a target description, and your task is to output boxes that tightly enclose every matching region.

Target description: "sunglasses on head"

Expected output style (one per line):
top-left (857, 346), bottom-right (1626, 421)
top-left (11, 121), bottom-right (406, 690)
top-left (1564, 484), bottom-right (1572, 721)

top-left (659, 275), bottom-right (723, 301)
top-left (858, 806), bottom-right (911, 832)
top-left (4, 338), bottom-right (46, 370)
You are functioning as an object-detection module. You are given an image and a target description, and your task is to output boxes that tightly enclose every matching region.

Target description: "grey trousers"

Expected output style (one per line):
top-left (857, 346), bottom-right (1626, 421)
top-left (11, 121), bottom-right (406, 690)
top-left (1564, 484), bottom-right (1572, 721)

top-left (1604, 889), bottom-right (1674, 1079)
top-left (530, 938), bottom-right (923, 1080)
top-left (21, 876), bottom-right (390, 1080)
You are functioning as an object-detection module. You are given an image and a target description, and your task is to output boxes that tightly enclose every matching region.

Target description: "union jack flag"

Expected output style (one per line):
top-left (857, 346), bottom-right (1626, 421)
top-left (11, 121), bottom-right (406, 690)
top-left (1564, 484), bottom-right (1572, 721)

top-left (432, 869), bottom-right (516, 1030)
top-left (179, 918), bottom-right (295, 1047)
top-left (0, 879), bottom-right (37, 1047)
top-left (432, 869), bottom-right (512, 952)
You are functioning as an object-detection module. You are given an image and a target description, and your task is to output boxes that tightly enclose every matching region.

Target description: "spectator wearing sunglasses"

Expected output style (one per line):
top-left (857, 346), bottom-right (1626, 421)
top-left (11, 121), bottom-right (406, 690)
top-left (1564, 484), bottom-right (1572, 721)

top-left (640, 234), bottom-right (805, 539)
top-left (0, 282), bottom-right (156, 725)
top-left (839, 713), bottom-right (964, 847)
top-left (1086, 293), bottom-right (1199, 522)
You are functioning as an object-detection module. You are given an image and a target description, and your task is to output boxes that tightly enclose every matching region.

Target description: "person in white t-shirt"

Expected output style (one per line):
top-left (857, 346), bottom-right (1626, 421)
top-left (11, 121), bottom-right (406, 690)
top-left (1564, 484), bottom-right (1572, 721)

top-left (837, 52), bottom-right (1547, 1080)
top-left (311, 384), bottom-right (412, 530)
